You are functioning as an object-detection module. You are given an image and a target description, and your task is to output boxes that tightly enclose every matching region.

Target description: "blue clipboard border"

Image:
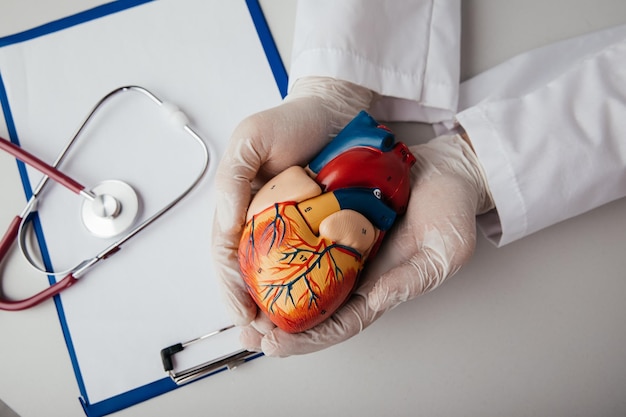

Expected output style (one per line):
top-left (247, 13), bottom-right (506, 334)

top-left (0, 1), bottom-right (286, 416)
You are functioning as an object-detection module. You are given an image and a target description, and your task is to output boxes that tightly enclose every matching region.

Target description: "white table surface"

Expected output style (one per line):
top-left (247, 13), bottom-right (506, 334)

top-left (1, 1), bottom-right (625, 417)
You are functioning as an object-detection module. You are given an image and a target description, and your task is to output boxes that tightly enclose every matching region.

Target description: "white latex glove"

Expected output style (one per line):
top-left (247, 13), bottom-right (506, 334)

top-left (212, 77), bottom-right (374, 326)
top-left (240, 133), bottom-right (495, 356)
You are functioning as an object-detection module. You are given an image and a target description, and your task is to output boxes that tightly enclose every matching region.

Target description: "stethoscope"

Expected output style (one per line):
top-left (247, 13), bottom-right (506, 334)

top-left (0, 86), bottom-right (210, 311)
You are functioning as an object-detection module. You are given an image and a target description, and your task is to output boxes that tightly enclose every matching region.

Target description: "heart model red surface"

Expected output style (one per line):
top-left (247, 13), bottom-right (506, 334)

top-left (239, 111), bottom-right (416, 333)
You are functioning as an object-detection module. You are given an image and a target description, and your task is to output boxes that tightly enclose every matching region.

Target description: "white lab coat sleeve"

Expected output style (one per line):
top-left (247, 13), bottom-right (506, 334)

top-left (455, 24), bottom-right (626, 246)
top-left (289, 0), bottom-right (461, 124)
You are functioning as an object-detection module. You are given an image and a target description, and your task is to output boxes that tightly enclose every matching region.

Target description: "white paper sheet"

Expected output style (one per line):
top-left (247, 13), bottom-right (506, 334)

top-left (0, 0), bottom-right (281, 404)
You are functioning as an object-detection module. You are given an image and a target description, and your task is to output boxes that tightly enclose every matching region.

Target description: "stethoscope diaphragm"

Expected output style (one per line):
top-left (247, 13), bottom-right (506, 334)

top-left (81, 180), bottom-right (140, 238)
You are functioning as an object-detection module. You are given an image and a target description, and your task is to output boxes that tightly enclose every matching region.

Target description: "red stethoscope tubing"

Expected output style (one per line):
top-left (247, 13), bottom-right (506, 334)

top-left (0, 136), bottom-right (85, 194)
top-left (0, 216), bottom-right (20, 263)
top-left (0, 137), bottom-right (84, 310)
top-left (0, 216), bottom-right (79, 311)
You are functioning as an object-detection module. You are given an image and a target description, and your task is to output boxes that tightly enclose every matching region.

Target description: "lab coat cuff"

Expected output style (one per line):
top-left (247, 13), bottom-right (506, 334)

top-left (455, 107), bottom-right (528, 247)
top-left (289, 51), bottom-right (458, 123)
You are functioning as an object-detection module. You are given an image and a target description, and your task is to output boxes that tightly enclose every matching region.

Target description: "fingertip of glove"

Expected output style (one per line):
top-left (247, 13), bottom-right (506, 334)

top-left (260, 331), bottom-right (287, 358)
top-left (229, 298), bottom-right (258, 327)
top-left (240, 326), bottom-right (263, 352)
top-left (218, 282), bottom-right (257, 326)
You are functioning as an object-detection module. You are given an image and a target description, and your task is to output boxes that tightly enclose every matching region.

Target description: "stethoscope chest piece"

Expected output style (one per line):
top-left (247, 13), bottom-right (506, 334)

top-left (0, 85), bottom-right (211, 310)
top-left (81, 180), bottom-right (140, 238)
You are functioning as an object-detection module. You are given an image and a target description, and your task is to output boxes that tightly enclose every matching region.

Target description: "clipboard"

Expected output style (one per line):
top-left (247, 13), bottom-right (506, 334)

top-left (0, 1), bottom-right (286, 416)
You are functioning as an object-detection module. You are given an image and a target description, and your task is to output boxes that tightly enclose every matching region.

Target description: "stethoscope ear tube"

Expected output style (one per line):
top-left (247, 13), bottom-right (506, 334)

top-left (0, 216), bottom-right (21, 262)
top-left (0, 137), bottom-right (86, 195)
top-left (0, 275), bottom-right (78, 311)
top-left (0, 215), bottom-right (79, 311)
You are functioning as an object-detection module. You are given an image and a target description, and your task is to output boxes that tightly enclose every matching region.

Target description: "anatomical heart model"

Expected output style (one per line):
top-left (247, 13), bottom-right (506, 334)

top-left (239, 111), bottom-right (416, 333)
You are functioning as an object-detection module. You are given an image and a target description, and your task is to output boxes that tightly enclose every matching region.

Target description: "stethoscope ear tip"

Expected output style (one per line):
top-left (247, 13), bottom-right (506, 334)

top-left (81, 180), bottom-right (139, 238)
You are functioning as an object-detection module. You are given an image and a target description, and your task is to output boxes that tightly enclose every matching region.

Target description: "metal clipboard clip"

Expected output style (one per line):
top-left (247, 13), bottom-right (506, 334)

top-left (160, 325), bottom-right (261, 385)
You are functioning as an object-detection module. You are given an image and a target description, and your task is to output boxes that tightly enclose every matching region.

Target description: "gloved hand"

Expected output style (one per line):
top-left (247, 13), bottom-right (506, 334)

top-left (212, 77), bottom-right (374, 327)
top-left (240, 132), bottom-right (495, 357)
